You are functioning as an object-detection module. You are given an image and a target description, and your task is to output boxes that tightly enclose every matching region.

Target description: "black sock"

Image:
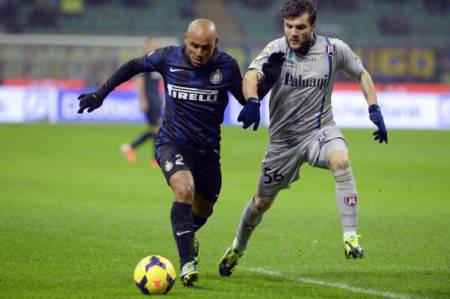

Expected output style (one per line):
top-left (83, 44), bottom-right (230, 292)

top-left (192, 213), bottom-right (208, 232)
top-left (170, 202), bottom-right (195, 267)
top-left (131, 131), bottom-right (155, 149)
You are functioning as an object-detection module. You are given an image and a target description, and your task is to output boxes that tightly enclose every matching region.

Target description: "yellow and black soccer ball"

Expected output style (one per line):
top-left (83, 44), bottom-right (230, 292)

top-left (134, 255), bottom-right (176, 295)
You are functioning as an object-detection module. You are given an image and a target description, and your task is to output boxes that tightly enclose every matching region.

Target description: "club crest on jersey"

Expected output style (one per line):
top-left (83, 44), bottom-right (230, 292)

top-left (344, 196), bottom-right (358, 207)
top-left (210, 69), bottom-right (222, 84)
top-left (326, 44), bottom-right (336, 56)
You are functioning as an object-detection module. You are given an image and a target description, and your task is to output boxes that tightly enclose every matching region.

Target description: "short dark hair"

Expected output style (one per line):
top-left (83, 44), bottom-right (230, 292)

top-left (281, 0), bottom-right (317, 24)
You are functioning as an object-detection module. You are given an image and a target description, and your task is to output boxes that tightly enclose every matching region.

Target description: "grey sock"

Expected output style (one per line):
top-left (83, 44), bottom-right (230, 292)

top-left (233, 198), bottom-right (264, 252)
top-left (334, 168), bottom-right (358, 233)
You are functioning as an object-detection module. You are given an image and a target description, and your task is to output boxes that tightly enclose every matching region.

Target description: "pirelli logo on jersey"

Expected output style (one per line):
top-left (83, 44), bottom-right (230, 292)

top-left (284, 73), bottom-right (329, 90)
top-left (167, 84), bottom-right (219, 102)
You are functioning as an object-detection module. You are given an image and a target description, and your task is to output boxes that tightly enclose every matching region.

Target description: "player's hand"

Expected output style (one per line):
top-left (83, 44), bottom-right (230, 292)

top-left (237, 98), bottom-right (261, 131)
top-left (262, 52), bottom-right (285, 85)
top-left (368, 104), bottom-right (388, 143)
top-left (77, 92), bottom-right (104, 114)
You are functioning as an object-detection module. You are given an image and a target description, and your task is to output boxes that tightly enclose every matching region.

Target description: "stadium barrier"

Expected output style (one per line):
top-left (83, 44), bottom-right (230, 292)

top-left (0, 84), bottom-right (449, 130)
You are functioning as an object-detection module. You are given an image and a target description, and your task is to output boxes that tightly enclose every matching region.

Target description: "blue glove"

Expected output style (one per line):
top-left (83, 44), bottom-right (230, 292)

top-left (368, 104), bottom-right (388, 144)
top-left (237, 98), bottom-right (261, 131)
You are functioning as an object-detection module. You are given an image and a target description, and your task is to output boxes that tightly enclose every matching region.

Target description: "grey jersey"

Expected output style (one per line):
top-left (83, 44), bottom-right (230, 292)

top-left (249, 35), bottom-right (364, 145)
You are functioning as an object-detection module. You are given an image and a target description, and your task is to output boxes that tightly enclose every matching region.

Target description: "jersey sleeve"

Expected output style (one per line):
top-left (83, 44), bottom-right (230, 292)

top-left (228, 60), bottom-right (246, 106)
top-left (142, 48), bottom-right (166, 72)
top-left (229, 59), bottom-right (243, 86)
top-left (97, 52), bottom-right (164, 98)
top-left (334, 39), bottom-right (364, 79)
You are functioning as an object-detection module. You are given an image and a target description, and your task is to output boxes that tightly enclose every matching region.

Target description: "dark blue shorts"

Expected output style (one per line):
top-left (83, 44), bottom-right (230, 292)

top-left (156, 143), bottom-right (221, 203)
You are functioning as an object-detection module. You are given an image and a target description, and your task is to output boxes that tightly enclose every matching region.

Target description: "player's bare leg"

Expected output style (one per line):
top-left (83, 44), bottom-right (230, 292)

top-left (219, 196), bottom-right (272, 276)
top-left (169, 170), bottom-right (199, 286)
top-left (329, 150), bottom-right (364, 258)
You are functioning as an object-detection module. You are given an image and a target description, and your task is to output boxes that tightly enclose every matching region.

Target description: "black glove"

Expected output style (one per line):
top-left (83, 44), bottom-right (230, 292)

top-left (77, 92), bottom-right (105, 114)
top-left (262, 52), bottom-right (285, 85)
top-left (368, 104), bottom-right (388, 144)
top-left (237, 97), bottom-right (261, 131)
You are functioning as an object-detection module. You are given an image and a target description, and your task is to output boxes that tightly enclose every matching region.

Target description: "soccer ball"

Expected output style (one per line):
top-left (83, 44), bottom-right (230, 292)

top-left (134, 255), bottom-right (176, 295)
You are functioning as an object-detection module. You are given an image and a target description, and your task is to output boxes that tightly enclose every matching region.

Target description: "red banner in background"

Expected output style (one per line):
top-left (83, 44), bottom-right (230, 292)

top-left (3, 77), bottom-right (165, 92)
top-left (4, 78), bottom-right (86, 89)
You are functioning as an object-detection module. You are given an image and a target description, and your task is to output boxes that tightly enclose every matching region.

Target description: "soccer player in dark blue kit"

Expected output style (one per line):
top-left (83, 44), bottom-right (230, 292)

top-left (77, 18), bottom-right (279, 287)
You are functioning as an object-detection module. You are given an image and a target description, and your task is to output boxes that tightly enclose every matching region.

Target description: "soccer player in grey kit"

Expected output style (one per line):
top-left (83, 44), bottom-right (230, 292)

top-left (219, 0), bottom-right (388, 276)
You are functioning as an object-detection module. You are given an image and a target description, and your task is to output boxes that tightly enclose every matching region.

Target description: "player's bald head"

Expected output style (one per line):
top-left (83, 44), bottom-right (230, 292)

top-left (184, 18), bottom-right (218, 67)
top-left (186, 18), bottom-right (217, 40)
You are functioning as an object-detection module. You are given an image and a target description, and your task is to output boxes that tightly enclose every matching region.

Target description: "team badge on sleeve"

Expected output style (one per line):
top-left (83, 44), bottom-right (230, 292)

top-left (326, 44), bottom-right (336, 56)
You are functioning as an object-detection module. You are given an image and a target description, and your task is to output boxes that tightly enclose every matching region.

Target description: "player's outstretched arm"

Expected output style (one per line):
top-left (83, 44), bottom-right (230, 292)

top-left (78, 57), bottom-right (148, 114)
top-left (243, 69), bottom-right (261, 100)
top-left (359, 69), bottom-right (388, 143)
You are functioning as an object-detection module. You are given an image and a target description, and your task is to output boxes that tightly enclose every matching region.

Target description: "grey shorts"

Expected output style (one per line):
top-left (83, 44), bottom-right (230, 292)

top-left (256, 125), bottom-right (348, 201)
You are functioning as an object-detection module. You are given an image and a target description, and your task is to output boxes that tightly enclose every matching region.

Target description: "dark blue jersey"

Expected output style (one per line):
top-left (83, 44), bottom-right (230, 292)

top-left (140, 46), bottom-right (244, 154)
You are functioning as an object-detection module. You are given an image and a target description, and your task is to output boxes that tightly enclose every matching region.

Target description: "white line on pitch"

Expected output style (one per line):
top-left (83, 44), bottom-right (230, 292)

top-left (243, 267), bottom-right (413, 299)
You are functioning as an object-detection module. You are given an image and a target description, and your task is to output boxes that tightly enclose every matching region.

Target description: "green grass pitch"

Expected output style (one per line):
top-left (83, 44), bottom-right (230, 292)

top-left (1, 124), bottom-right (449, 298)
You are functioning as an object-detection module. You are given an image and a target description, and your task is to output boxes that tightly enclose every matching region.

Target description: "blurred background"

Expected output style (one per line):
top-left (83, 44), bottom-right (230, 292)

top-left (0, 0), bottom-right (449, 128)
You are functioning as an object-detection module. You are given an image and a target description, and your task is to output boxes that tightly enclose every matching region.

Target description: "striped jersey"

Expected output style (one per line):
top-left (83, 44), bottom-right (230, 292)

top-left (249, 35), bottom-right (364, 145)
top-left (141, 45), bottom-right (244, 155)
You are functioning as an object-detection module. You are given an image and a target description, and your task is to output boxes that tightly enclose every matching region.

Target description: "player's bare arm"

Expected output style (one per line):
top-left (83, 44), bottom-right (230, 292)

top-left (359, 69), bottom-right (388, 143)
top-left (358, 69), bottom-right (378, 107)
top-left (243, 69), bottom-right (263, 100)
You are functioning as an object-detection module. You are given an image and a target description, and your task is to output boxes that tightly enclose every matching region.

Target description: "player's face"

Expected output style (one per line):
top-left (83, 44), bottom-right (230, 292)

top-left (185, 32), bottom-right (218, 67)
top-left (284, 13), bottom-right (316, 51)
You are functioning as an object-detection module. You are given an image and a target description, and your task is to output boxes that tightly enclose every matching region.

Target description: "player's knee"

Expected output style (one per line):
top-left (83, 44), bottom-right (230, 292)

top-left (336, 157), bottom-right (350, 170)
top-left (173, 183), bottom-right (195, 202)
top-left (330, 155), bottom-right (350, 171)
top-left (253, 196), bottom-right (272, 212)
